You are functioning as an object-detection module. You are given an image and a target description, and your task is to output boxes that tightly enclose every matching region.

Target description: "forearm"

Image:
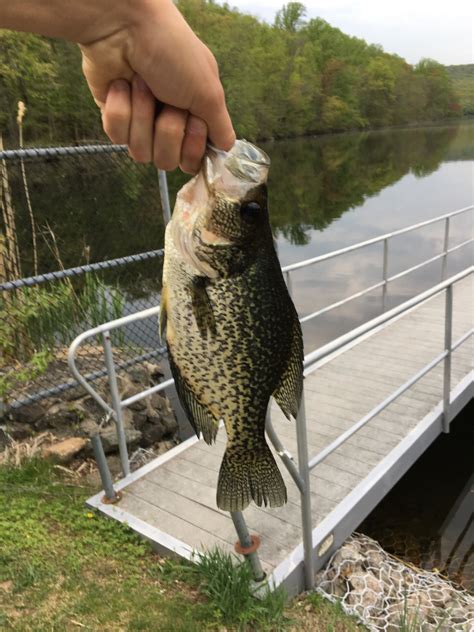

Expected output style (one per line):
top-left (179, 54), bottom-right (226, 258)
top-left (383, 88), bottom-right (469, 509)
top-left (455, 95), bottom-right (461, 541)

top-left (0, 0), bottom-right (136, 44)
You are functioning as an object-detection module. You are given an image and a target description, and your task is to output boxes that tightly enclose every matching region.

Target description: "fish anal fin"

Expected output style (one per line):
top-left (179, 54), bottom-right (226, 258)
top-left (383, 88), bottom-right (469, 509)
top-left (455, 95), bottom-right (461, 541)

top-left (168, 351), bottom-right (219, 445)
top-left (272, 316), bottom-right (303, 420)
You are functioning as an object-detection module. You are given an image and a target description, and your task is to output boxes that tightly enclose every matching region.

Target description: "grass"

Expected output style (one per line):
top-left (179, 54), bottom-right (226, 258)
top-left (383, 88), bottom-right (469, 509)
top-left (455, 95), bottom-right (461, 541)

top-left (0, 459), bottom-right (366, 631)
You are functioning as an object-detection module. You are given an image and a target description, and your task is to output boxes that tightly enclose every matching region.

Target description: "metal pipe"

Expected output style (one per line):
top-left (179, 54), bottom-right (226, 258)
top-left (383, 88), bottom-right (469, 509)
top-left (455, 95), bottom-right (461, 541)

top-left (91, 434), bottom-right (118, 501)
top-left (281, 206), bottom-right (473, 273)
top-left (442, 216), bottom-right (450, 280)
top-left (300, 280), bottom-right (385, 324)
top-left (308, 347), bottom-right (451, 471)
top-left (0, 143), bottom-right (128, 160)
top-left (443, 285), bottom-right (453, 433)
top-left (121, 377), bottom-right (174, 408)
top-left (265, 414), bottom-right (305, 493)
top-left (382, 238), bottom-right (389, 312)
top-left (298, 239), bottom-right (472, 327)
top-left (158, 170), bottom-right (172, 224)
top-left (303, 267), bottom-right (472, 371)
top-left (0, 248), bottom-right (164, 292)
top-left (102, 331), bottom-right (130, 476)
top-left (295, 393), bottom-right (315, 589)
top-left (230, 511), bottom-right (266, 581)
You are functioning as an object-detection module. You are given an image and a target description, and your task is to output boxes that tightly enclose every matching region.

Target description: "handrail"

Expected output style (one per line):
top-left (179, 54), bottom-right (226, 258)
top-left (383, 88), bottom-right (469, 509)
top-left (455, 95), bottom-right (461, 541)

top-left (282, 205), bottom-right (473, 273)
top-left (303, 266), bottom-right (472, 370)
top-left (68, 207), bottom-right (472, 591)
top-left (288, 266), bottom-right (472, 588)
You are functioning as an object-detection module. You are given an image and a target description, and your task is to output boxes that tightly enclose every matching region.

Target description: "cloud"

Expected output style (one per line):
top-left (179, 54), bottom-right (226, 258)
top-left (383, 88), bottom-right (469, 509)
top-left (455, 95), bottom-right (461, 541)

top-left (222, 0), bottom-right (473, 65)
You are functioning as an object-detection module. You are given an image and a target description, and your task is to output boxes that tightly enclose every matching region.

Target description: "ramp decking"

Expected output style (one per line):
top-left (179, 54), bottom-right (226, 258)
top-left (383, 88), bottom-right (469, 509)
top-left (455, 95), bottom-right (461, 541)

top-left (87, 274), bottom-right (473, 596)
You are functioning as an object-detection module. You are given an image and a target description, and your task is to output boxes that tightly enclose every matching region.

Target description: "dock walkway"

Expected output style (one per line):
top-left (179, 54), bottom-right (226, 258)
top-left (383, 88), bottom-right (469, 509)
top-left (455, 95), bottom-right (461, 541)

top-left (87, 272), bottom-right (472, 595)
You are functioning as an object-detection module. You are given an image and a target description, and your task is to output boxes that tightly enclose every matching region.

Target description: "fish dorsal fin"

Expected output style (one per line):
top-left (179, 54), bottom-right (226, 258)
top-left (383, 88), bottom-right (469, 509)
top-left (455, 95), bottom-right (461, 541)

top-left (168, 352), bottom-right (219, 445)
top-left (272, 316), bottom-right (304, 420)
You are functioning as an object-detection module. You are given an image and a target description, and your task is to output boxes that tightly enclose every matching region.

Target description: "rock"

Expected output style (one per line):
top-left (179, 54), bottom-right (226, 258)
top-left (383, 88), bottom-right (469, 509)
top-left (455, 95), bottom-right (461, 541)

top-left (128, 367), bottom-right (150, 385)
top-left (36, 403), bottom-right (81, 431)
top-left (143, 362), bottom-right (164, 382)
top-left (5, 421), bottom-right (31, 441)
top-left (141, 419), bottom-right (165, 446)
top-left (131, 411), bottom-right (148, 431)
top-left (43, 437), bottom-right (87, 463)
top-left (159, 410), bottom-right (178, 436)
top-left (13, 402), bottom-right (46, 424)
top-left (100, 424), bottom-right (142, 453)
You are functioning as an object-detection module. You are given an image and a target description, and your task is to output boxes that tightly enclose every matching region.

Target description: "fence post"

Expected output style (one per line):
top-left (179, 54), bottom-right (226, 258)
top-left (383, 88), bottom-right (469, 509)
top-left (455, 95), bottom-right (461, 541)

top-left (295, 391), bottom-right (314, 589)
top-left (442, 284), bottom-right (453, 433)
top-left (157, 170), bottom-right (171, 224)
top-left (91, 434), bottom-right (121, 502)
top-left (382, 238), bottom-right (389, 312)
top-left (230, 511), bottom-right (266, 582)
top-left (102, 330), bottom-right (130, 476)
top-left (442, 216), bottom-right (450, 280)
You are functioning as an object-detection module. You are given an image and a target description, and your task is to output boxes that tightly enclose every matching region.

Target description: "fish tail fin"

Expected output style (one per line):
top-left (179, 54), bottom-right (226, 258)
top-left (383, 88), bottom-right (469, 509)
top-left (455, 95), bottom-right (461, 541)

top-left (216, 442), bottom-right (287, 512)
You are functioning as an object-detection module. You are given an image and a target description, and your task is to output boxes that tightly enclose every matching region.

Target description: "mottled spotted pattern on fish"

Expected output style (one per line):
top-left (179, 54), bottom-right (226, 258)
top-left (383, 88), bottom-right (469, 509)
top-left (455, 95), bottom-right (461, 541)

top-left (160, 141), bottom-right (303, 512)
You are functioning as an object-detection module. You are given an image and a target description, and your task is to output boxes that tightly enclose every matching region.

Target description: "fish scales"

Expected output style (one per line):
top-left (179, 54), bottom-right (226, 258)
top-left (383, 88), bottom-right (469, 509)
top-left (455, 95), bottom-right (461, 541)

top-left (161, 140), bottom-right (303, 512)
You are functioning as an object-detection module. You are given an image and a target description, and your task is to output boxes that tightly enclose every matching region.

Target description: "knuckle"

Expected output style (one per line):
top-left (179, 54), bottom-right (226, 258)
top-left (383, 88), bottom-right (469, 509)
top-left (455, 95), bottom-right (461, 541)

top-left (154, 157), bottom-right (178, 171)
top-left (157, 119), bottom-right (186, 139)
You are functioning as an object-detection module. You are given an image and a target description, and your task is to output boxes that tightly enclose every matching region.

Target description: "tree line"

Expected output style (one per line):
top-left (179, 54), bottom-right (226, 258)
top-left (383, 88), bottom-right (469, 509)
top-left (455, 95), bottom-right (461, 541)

top-left (0, 1), bottom-right (463, 145)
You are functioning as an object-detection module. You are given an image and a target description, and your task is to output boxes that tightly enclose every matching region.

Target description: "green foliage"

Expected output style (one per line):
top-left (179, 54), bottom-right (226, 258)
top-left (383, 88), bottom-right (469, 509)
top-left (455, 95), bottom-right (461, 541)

top-left (0, 4), bottom-right (462, 145)
top-left (0, 274), bottom-right (125, 399)
top-left (446, 64), bottom-right (474, 115)
top-left (0, 459), bottom-right (365, 630)
top-left (304, 592), bottom-right (361, 630)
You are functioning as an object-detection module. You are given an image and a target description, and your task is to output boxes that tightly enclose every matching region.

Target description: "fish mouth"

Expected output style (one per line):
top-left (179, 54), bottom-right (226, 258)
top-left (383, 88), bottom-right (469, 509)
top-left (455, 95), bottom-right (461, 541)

top-left (170, 140), bottom-right (270, 275)
top-left (205, 140), bottom-right (270, 194)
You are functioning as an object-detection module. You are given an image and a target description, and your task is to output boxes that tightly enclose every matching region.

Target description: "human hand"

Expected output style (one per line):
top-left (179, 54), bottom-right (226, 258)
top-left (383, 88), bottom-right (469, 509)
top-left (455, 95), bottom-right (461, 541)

top-left (79, 0), bottom-right (235, 173)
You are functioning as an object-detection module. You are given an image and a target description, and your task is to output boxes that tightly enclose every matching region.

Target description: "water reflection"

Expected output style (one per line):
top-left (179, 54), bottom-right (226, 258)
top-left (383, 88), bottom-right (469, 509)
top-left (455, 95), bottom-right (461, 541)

top-left (8, 121), bottom-right (473, 348)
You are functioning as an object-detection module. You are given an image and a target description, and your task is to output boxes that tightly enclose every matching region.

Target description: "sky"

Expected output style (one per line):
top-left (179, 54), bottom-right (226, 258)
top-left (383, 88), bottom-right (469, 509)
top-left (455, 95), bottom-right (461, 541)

top-left (220, 0), bottom-right (473, 65)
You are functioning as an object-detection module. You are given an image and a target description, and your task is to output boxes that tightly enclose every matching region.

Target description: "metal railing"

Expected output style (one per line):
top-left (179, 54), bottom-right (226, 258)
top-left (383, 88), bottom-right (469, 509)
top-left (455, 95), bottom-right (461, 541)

top-left (266, 266), bottom-right (473, 588)
top-left (68, 235), bottom-right (472, 589)
top-left (283, 205), bottom-right (473, 322)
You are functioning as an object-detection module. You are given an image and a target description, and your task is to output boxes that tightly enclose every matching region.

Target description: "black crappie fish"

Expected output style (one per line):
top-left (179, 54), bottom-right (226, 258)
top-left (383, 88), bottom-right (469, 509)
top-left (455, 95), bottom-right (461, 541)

top-left (160, 140), bottom-right (303, 512)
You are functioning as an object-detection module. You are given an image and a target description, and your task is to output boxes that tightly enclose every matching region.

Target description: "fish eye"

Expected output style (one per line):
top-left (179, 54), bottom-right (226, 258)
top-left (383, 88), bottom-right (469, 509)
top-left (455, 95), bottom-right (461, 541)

top-left (240, 201), bottom-right (261, 221)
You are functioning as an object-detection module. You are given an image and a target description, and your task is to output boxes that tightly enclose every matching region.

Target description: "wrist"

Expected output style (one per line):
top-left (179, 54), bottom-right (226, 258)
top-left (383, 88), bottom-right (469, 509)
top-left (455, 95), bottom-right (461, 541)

top-left (0, 0), bottom-right (135, 44)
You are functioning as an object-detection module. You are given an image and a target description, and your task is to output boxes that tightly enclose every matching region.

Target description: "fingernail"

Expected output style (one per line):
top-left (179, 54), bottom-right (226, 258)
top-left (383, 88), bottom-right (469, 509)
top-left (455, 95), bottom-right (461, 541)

top-left (134, 75), bottom-right (149, 93)
top-left (111, 79), bottom-right (129, 92)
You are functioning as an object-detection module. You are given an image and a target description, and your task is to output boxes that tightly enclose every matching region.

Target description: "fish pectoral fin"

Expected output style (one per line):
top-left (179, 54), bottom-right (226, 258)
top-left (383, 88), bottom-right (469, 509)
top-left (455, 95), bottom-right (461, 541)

top-left (272, 316), bottom-right (304, 420)
top-left (189, 277), bottom-right (216, 339)
top-left (168, 352), bottom-right (219, 445)
top-left (159, 285), bottom-right (168, 342)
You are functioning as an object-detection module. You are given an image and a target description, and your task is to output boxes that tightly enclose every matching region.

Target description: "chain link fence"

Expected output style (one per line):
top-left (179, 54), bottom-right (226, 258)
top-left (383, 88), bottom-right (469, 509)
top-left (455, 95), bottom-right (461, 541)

top-left (1, 143), bottom-right (173, 412)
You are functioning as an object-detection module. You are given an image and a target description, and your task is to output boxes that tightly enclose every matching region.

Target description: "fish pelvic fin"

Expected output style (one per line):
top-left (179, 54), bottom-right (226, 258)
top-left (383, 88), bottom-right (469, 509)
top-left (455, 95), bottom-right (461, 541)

top-left (273, 314), bottom-right (304, 420)
top-left (216, 442), bottom-right (287, 512)
top-left (168, 351), bottom-right (219, 444)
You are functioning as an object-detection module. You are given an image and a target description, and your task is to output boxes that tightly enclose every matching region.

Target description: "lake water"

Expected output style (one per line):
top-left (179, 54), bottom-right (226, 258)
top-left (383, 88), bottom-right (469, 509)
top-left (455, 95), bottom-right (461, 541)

top-left (11, 121), bottom-right (473, 354)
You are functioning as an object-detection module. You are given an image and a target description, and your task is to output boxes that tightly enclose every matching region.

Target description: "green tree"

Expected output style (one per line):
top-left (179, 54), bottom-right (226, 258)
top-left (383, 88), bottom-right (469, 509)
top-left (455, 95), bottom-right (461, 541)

top-left (274, 2), bottom-right (307, 32)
